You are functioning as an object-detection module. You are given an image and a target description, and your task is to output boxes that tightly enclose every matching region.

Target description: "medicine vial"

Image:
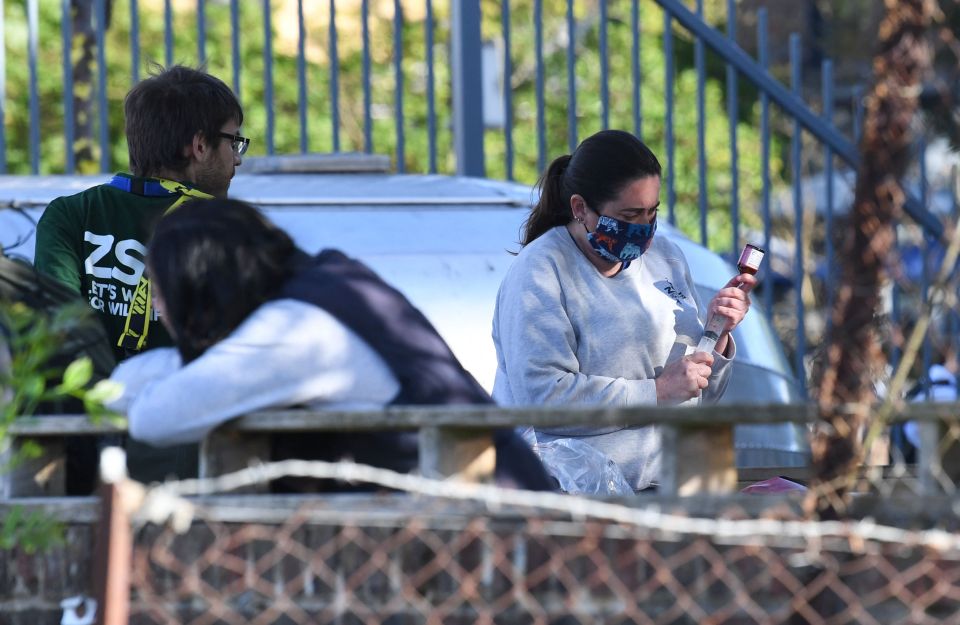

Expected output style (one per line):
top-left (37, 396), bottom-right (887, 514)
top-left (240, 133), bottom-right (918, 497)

top-left (696, 243), bottom-right (765, 354)
top-left (737, 243), bottom-right (765, 276)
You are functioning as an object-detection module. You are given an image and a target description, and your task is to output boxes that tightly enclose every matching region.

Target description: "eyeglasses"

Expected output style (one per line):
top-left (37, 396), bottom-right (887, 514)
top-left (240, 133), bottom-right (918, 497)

top-left (218, 132), bottom-right (250, 156)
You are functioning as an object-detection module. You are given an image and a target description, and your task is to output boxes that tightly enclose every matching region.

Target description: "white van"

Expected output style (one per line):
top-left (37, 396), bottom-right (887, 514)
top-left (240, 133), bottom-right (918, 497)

top-left (0, 154), bottom-right (809, 468)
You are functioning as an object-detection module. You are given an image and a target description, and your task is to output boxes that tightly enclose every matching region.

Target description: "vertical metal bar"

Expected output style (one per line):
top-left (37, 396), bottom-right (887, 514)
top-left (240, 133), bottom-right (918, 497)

top-left (599, 0), bottom-right (609, 130)
top-left (451, 0), bottom-right (485, 176)
top-left (892, 221), bottom-right (901, 373)
top-left (920, 138), bottom-right (931, 386)
top-left (197, 0), bottom-right (207, 65)
top-left (759, 9), bottom-right (772, 323)
top-left (425, 0), bottom-right (437, 171)
top-left (62, 0), bottom-right (76, 174)
top-left (664, 6), bottom-right (676, 226)
top-left (0, 0), bottom-right (5, 173)
top-left (263, 0), bottom-right (275, 154)
top-left (632, 0), bottom-right (641, 139)
top-left (952, 189), bottom-right (959, 363)
top-left (362, 0), bottom-right (373, 153)
top-left (393, 0), bottom-right (405, 173)
top-left (297, 0), bottom-right (308, 153)
top-left (822, 60), bottom-right (835, 333)
top-left (329, 0), bottom-right (341, 152)
top-left (130, 0), bottom-right (141, 83)
top-left (726, 0), bottom-right (739, 257)
top-left (230, 0), bottom-right (241, 97)
top-left (696, 0), bottom-right (707, 246)
top-left (164, 0), bottom-right (173, 68)
top-left (566, 0), bottom-right (577, 151)
top-left (27, 0), bottom-right (40, 174)
top-left (535, 0), bottom-right (546, 172)
top-left (501, 0), bottom-right (513, 180)
top-left (96, 0), bottom-right (109, 172)
top-left (790, 34), bottom-right (806, 394)
top-left (853, 84), bottom-right (864, 145)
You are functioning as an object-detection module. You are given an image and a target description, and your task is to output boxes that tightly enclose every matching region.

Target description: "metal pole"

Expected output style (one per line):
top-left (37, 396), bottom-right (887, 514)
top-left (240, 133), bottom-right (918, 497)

top-left (28, 0), bottom-right (40, 174)
top-left (62, 0), bottom-right (75, 174)
top-left (450, 0), bottom-right (485, 177)
top-left (0, 0), bottom-right (6, 173)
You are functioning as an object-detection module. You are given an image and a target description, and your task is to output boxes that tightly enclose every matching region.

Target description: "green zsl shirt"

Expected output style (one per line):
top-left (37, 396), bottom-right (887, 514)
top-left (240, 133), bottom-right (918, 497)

top-left (34, 173), bottom-right (192, 363)
top-left (34, 173), bottom-right (208, 484)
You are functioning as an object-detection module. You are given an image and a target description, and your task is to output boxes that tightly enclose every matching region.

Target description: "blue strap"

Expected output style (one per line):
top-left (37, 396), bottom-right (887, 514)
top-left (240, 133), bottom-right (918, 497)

top-left (107, 175), bottom-right (175, 198)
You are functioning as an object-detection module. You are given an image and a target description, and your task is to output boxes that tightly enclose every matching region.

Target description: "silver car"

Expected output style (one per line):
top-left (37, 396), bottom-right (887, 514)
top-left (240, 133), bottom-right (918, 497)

top-left (0, 154), bottom-right (809, 468)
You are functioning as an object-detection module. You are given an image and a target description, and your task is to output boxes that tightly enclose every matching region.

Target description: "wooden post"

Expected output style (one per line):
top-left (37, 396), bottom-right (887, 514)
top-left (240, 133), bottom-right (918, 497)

top-left (419, 426), bottom-right (496, 482)
top-left (660, 424), bottom-right (737, 496)
top-left (0, 436), bottom-right (66, 498)
top-left (93, 448), bottom-right (134, 625)
top-left (3, 417), bottom-right (126, 498)
top-left (199, 430), bottom-right (271, 493)
top-left (917, 420), bottom-right (944, 495)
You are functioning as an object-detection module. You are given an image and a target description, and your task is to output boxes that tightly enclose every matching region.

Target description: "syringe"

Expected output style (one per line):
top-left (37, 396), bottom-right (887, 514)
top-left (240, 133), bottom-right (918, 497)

top-left (695, 243), bottom-right (765, 354)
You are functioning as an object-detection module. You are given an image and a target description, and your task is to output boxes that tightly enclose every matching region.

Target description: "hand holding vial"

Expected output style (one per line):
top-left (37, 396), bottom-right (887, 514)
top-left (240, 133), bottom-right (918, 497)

top-left (696, 244), bottom-right (763, 354)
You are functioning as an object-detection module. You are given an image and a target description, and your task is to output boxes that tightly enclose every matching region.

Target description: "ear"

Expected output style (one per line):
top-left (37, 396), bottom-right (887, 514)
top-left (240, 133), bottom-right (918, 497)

top-left (569, 194), bottom-right (588, 223)
top-left (185, 131), bottom-right (209, 162)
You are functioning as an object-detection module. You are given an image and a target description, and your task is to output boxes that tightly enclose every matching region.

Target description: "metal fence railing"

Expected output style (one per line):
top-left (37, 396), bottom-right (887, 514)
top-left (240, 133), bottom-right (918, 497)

top-left (2, 0), bottom-right (958, 400)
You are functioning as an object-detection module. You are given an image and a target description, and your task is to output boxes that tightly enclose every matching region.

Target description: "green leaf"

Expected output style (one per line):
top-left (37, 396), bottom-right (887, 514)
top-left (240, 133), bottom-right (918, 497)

top-left (57, 357), bottom-right (93, 394)
top-left (20, 375), bottom-right (45, 399)
top-left (85, 379), bottom-right (124, 405)
top-left (17, 439), bottom-right (44, 461)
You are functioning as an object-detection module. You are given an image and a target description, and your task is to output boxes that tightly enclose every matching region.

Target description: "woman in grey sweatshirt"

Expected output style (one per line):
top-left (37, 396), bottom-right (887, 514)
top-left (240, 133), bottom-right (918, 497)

top-left (491, 130), bottom-right (756, 492)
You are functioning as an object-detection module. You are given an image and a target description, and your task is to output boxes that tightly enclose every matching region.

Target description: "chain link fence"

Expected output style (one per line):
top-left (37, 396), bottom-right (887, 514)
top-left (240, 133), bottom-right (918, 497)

top-left (107, 457), bottom-right (960, 625)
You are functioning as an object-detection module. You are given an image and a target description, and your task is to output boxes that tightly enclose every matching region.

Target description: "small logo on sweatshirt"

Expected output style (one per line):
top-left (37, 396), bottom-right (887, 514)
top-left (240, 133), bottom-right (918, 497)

top-left (661, 279), bottom-right (687, 304)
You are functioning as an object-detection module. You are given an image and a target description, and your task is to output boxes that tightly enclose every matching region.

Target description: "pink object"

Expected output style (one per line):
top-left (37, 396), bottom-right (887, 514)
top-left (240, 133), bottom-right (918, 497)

top-left (741, 476), bottom-right (807, 495)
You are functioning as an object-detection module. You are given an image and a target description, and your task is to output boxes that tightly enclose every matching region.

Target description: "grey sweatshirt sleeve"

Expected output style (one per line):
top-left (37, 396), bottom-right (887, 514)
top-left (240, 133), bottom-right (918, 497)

top-left (493, 254), bottom-right (658, 407)
top-left (109, 299), bottom-right (399, 446)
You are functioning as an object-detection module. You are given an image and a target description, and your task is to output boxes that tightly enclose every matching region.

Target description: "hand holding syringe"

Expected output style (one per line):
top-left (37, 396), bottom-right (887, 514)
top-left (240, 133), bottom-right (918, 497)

top-left (695, 244), bottom-right (764, 354)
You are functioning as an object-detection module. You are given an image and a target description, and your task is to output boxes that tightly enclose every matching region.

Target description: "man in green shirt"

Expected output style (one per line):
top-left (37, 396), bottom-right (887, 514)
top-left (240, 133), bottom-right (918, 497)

top-left (33, 65), bottom-right (247, 484)
top-left (36, 66), bottom-right (247, 364)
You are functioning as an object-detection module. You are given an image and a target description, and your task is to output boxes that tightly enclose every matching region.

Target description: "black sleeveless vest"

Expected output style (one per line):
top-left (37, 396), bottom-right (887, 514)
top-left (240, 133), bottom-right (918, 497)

top-left (280, 250), bottom-right (491, 406)
top-left (272, 250), bottom-right (554, 492)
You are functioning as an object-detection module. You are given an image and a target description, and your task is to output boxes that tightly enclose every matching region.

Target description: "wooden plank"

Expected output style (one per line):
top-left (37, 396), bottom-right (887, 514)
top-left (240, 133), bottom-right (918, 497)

top-left (0, 437), bottom-right (66, 498)
top-left (9, 402), bottom-right (960, 438)
top-left (419, 426), bottom-right (496, 483)
top-left (232, 403), bottom-right (820, 432)
top-left (8, 415), bottom-right (126, 436)
top-left (0, 496), bottom-right (100, 521)
top-left (198, 430), bottom-right (271, 494)
top-left (660, 424), bottom-right (737, 496)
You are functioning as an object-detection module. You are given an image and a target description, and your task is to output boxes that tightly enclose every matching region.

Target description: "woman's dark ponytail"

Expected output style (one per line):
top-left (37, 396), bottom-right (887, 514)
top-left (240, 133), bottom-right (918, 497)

top-left (521, 153), bottom-right (572, 246)
top-left (518, 130), bottom-right (662, 248)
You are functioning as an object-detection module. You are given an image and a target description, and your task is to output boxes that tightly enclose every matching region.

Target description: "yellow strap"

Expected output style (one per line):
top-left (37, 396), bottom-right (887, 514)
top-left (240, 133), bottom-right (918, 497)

top-left (116, 180), bottom-right (214, 351)
top-left (117, 276), bottom-right (152, 350)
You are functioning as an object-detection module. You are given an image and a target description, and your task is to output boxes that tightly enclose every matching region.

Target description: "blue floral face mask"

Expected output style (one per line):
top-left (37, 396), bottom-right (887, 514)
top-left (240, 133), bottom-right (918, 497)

top-left (585, 214), bottom-right (657, 263)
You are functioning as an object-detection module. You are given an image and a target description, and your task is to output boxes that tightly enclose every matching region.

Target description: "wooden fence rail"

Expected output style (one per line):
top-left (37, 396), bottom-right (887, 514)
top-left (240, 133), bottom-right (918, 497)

top-left (4, 401), bottom-right (960, 499)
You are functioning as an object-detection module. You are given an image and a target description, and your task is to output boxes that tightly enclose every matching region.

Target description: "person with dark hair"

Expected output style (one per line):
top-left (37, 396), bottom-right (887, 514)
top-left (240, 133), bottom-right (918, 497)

top-left (492, 129), bottom-right (756, 492)
top-left (107, 199), bottom-right (554, 492)
top-left (33, 65), bottom-right (245, 484)
top-left (35, 65), bottom-right (246, 363)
